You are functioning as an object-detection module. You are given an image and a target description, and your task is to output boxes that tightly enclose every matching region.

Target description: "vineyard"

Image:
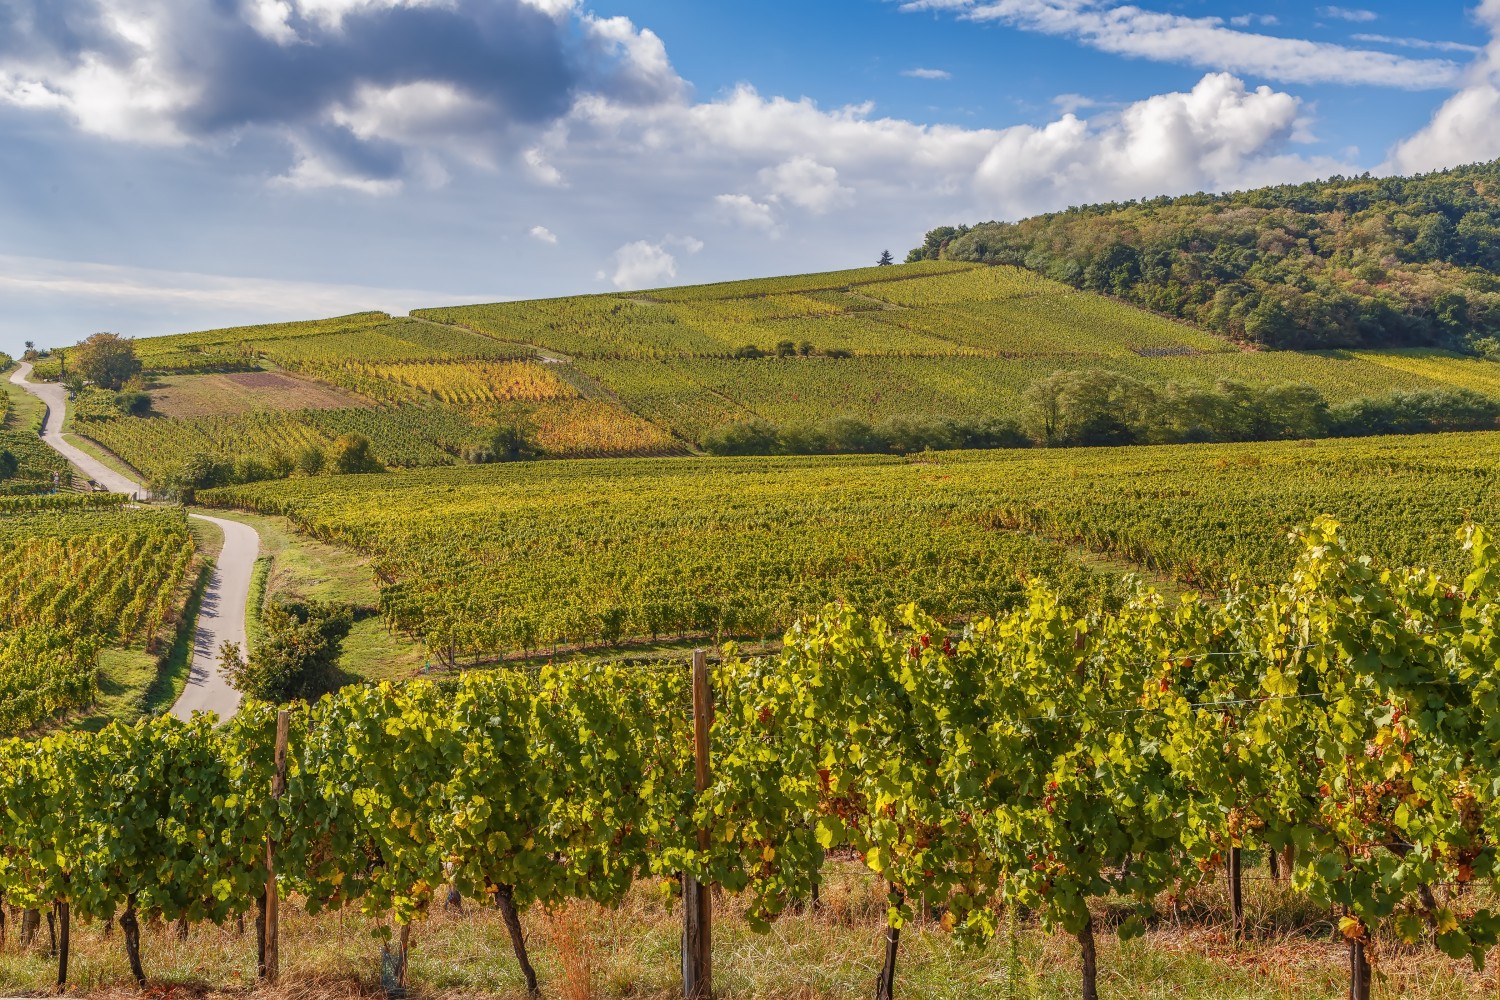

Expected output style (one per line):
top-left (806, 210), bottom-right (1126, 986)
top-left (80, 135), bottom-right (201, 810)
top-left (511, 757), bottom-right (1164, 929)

top-left (0, 365), bottom-right (68, 493)
top-left (195, 430), bottom-right (1500, 662)
top-left (413, 262), bottom-right (1225, 361)
top-left (3, 522), bottom-right (1500, 1000)
top-left (0, 508), bottom-right (196, 733)
top-left (35, 262), bottom-right (1500, 473)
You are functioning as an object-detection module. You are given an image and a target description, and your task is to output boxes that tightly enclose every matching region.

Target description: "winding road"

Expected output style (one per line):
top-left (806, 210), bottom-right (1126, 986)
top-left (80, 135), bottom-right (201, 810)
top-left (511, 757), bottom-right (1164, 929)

top-left (9, 361), bottom-right (257, 721)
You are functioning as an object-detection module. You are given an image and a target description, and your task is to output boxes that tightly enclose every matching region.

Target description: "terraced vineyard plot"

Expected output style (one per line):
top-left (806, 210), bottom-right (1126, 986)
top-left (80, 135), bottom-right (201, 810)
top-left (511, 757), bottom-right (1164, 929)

top-left (203, 431), bottom-right (1500, 660)
top-left (356, 360), bottom-right (576, 404)
top-left (640, 260), bottom-right (973, 301)
top-left (740, 313), bottom-right (972, 356)
top-left (516, 399), bottom-right (679, 456)
top-left (0, 527), bottom-right (194, 642)
top-left (417, 262), bottom-right (1234, 362)
top-left (572, 360), bottom-right (750, 442)
top-left (122, 313), bottom-right (393, 375)
top-left (0, 430), bottom-right (69, 494)
top-left (587, 357), bottom-right (1041, 435)
top-left (82, 407), bottom-right (467, 479)
top-left (433, 298), bottom-right (724, 359)
top-left (1124, 349), bottom-right (1468, 401)
top-left (586, 350), bottom-right (1495, 445)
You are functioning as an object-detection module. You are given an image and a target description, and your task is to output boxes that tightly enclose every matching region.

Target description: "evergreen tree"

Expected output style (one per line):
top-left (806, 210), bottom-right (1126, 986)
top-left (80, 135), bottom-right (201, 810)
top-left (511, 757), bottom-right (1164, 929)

top-left (877, 249), bottom-right (895, 266)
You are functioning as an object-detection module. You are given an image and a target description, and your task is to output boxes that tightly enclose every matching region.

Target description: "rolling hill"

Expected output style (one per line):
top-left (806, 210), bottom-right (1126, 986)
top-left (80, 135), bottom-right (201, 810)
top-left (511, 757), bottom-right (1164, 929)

top-left (911, 160), bottom-right (1500, 351)
top-left (25, 257), bottom-right (1500, 496)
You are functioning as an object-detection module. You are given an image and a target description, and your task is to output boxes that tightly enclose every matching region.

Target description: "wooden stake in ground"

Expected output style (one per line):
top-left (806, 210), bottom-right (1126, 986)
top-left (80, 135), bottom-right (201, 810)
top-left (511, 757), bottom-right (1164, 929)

top-left (1350, 939), bottom-right (1372, 1000)
top-left (682, 649), bottom-right (713, 1000)
top-left (381, 922), bottom-right (413, 996)
top-left (19, 908), bottom-right (39, 948)
top-left (875, 885), bottom-right (905, 1000)
top-left (54, 899), bottom-right (69, 990)
top-left (1226, 846), bottom-right (1244, 942)
top-left (262, 709), bottom-right (290, 985)
top-left (1078, 913), bottom-right (1099, 1000)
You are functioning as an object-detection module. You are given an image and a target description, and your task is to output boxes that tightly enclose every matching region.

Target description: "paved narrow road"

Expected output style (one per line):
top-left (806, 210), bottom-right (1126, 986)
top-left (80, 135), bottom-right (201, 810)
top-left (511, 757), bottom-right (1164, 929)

top-left (172, 514), bottom-right (256, 721)
top-left (9, 361), bottom-right (142, 495)
top-left (9, 361), bottom-right (258, 721)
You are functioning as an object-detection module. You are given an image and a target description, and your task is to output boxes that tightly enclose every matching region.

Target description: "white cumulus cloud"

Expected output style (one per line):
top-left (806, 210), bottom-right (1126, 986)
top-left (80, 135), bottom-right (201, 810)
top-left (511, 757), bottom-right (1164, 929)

top-left (1386, 0), bottom-right (1500, 172)
top-left (902, 67), bottom-right (953, 79)
top-left (529, 225), bottom-right (559, 244)
top-left (602, 240), bottom-right (679, 289)
top-left (713, 194), bottom-right (780, 234)
top-left (759, 156), bottom-right (857, 214)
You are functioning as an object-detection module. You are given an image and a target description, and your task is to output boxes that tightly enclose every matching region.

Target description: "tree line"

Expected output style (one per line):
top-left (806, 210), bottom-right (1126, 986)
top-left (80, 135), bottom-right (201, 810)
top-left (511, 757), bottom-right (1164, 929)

top-left (702, 371), bottom-right (1500, 455)
top-left (910, 161), bottom-right (1500, 352)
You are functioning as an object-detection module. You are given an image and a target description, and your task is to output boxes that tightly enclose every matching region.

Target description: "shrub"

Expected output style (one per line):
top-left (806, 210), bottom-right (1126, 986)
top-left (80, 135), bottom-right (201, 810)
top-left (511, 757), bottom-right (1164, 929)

top-left (702, 419), bottom-right (780, 456)
top-left (330, 433), bottom-right (383, 475)
top-left (295, 445), bottom-right (326, 476)
top-left (220, 599), bottom-right (353, 703)
top-left (115, 390), bottom-right (152, 416)
top-left (489, 424), bottom-right (542, 462)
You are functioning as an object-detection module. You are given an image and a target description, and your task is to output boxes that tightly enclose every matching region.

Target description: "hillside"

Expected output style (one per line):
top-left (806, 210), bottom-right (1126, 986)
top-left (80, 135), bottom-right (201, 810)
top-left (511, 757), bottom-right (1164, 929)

top-left (911, 160), bottom-right (1500, 351)
top-left (30, 259), bottom-right (1500, 495)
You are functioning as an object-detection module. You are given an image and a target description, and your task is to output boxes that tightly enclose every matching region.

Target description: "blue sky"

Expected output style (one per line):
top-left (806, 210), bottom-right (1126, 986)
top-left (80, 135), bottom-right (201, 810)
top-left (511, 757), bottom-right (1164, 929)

top-left (0, 0), bottom-right (1496, 355)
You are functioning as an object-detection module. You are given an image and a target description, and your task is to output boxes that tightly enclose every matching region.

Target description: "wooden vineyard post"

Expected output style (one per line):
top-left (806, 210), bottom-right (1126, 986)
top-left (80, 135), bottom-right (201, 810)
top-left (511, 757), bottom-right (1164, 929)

top-left (682, 649), bottom-right (713, 999)
top-left (1226, 846), bottom-right (1244, 943)
top-left (55, 899), bottom-right (69, 990)
top-left (1349, 938), bottom-right (1371, 1000)
top-left (263, 710), bottom-right (290, 985)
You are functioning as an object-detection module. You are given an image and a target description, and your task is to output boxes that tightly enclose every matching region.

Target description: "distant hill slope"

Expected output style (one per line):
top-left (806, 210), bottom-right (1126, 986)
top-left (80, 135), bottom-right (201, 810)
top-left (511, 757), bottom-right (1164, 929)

top-left (413, 261), bottom-right (1223, 359)
top-left (910, 161), bottom-right (1500, 352)
top-left (39, 259), bottom-right (1500, 495)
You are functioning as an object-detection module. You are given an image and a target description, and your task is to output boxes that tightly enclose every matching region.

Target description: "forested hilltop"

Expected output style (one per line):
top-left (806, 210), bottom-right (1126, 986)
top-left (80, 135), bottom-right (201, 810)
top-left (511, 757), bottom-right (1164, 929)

top-left (911, 160), bottom-right (1500, 352)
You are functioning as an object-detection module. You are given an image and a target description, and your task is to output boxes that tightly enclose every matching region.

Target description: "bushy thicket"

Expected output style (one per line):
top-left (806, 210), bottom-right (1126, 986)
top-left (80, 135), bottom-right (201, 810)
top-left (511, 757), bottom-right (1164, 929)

top-left (703, 374), bottom-right (1500, 455)
top-left (1021, 371), bottom-right (1500, 447)
top-left (152, 433), bottom-right (384, 500)
top-left (702, 414), bottom-right (1029, 456)
top-left (912, 161), bottom-right (1500, 351)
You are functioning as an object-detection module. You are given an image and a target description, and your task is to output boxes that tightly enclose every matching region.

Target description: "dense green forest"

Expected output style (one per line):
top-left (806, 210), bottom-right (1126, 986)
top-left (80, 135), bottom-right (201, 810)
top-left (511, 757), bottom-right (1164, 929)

top-left (911, 160), bottom-right (1500, 352)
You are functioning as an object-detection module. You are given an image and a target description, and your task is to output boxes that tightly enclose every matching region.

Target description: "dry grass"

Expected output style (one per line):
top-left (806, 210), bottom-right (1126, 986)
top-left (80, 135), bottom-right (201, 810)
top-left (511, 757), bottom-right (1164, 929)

top-left (2, 862), bottom-right (1497, 999)
top-left (147, 374), bottom-right (368, 420)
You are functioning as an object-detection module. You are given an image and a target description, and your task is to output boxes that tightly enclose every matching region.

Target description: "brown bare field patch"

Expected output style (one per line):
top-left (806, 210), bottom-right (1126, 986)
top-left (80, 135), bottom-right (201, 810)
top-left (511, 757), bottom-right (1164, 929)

top-left (148, 373), bottom-right (371, 419)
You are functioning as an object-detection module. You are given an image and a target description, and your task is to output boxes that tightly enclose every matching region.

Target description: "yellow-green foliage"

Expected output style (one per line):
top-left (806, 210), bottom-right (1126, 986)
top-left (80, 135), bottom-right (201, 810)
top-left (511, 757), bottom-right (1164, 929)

top-left (203, 430), bottom-right (1500, 658)
top-left (415, 261), bottom-right (1221, 360)
top-left (358, 360), bottom-right (576, 404)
